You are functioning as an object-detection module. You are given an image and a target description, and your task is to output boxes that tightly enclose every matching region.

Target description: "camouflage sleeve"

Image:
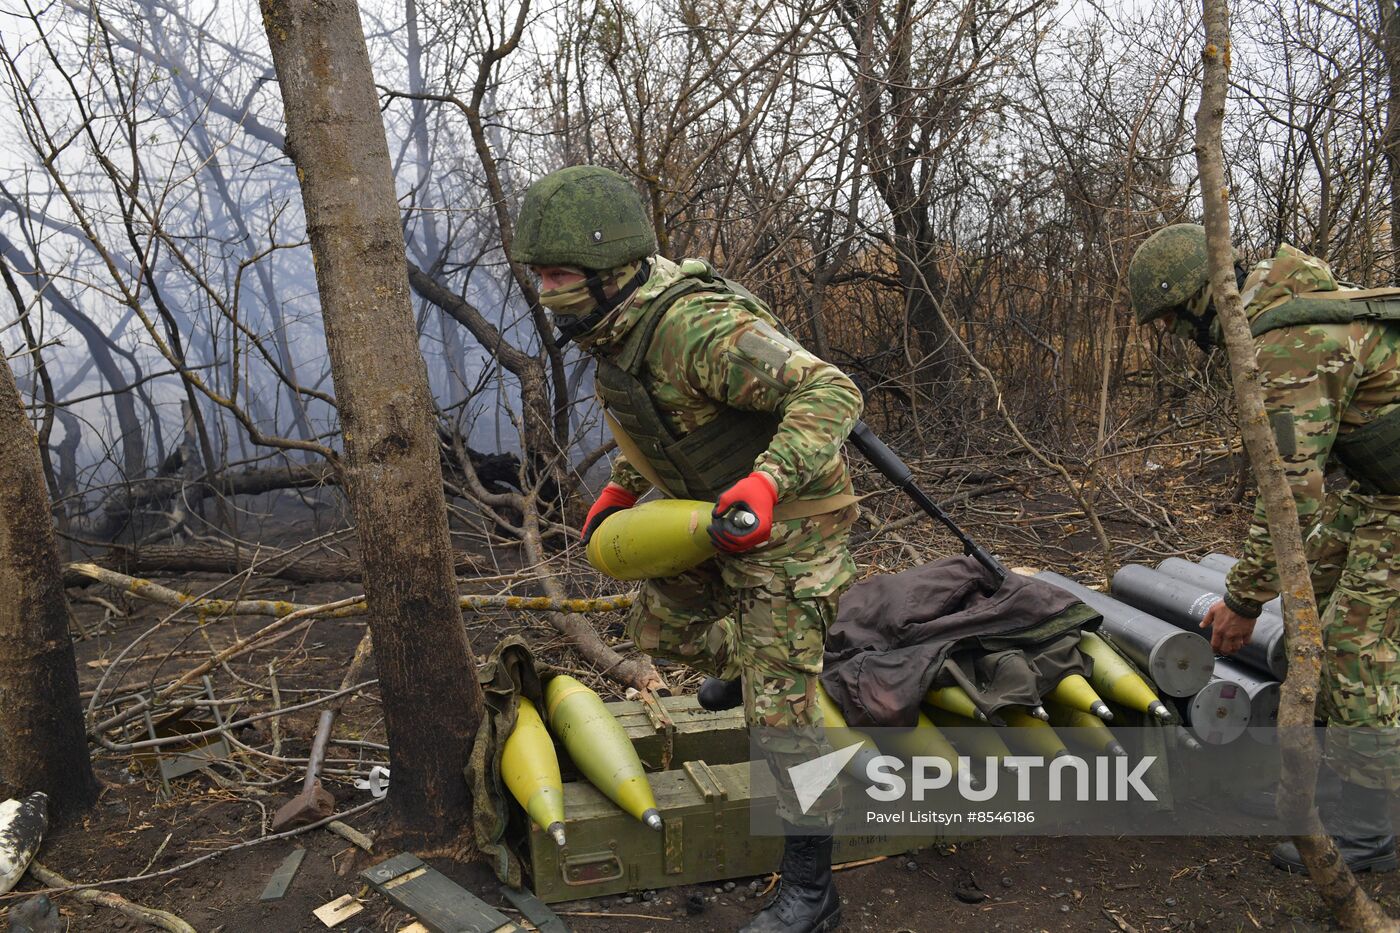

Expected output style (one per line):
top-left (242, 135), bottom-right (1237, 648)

top-left (606, 453), bottom-right (653, 498)
top-left (655, 296), bottom-right (863, 499)
top-left (1223, 324), bottom-right (1359, 614)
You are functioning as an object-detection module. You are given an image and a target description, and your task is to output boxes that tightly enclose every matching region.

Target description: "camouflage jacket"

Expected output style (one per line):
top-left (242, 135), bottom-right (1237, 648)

top-left (1224, 245), bottom-right (1400, 615)
top-left (579, 256), bottom-right (862, 502)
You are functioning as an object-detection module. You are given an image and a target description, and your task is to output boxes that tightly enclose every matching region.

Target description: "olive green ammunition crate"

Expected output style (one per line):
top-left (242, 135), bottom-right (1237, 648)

top-left (527, 758), bottom-right (937, 904)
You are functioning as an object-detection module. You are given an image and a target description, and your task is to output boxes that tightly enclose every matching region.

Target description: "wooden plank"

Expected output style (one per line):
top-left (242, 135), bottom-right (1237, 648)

top-left (312, 894), bottom-right (362, 928)
top-left (362, 854), bottom-right (523, 933)
top-left (498, 885), bottom-right (570, 933)
top-left (259, 848), bottom-right (306, 901)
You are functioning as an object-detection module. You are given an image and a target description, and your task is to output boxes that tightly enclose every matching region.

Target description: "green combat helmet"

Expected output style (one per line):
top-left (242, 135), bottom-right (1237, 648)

top-left (511, 165), bottom-right (656, 271)
top-left (1128, 223), bottom-right (1209, 325)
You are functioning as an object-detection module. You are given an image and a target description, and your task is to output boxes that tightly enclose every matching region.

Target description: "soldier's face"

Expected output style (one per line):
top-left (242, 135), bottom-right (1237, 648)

top-left (1161, 310), bottom-right (1194, 341)
top-left (532, 265), bottom-right (587, 292)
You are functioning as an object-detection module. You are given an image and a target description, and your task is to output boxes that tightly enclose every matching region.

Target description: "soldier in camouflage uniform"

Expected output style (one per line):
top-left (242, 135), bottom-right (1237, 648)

top-left (1129, 223), bottom-right (1400, 873)
top-left (512, 165), bottom-right (858, 932)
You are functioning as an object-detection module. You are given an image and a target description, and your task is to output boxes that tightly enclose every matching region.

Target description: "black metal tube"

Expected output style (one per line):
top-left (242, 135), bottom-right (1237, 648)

top-left (1035, 571), bottom-right (1214, 697)
top-left (848, 421), bottom-right (1007, 583)
top-left (1156, 557), bottom-right (1281, 616)
top-left (1214, 657), bottom-right (1280, 744)
top-left (1198, 552), bottom-right (1238, 574)
top-left (1174, 678), bottom-right (1252, 746)
top-left (1111, 564), bottom-right (1287, 680)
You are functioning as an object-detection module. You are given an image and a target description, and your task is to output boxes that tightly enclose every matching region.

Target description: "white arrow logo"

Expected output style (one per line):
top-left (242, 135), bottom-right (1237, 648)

top-left (788, 744), bottom-right (863, 814)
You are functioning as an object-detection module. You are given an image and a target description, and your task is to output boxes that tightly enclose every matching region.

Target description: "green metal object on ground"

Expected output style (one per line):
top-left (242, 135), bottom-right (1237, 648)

top-left (363, 853), bottom-right (523, 932)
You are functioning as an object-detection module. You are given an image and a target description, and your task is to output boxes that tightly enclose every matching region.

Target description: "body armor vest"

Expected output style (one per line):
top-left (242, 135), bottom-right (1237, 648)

top-left (1251, 293), bottom-right (1400, 495)
top-left (593, 263), bottom-right (783, 501)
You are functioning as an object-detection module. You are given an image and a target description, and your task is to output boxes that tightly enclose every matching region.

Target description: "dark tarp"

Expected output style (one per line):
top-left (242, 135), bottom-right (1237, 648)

top-left (820, 556), bottom-right (1101, 728)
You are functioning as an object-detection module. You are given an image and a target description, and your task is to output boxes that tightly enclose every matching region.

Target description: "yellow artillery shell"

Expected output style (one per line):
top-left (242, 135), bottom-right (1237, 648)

top-left (924, 684), bottom-right (985, 721)
top-left (1079, 631), bottom-right (1171, 720)
top-left (998, 707), bottom-right (1071, 759)
top-left (1044, 700), bottom-right (1128, 757)
top-left (815, 684), bottom-right (883, 780)
top-left (501, 697), bottom-right (567, 846)
top-left (1046, 673), bottom-right (1114, 721)
top-left (924, 706), bottom-right (1012, 762)
top-left (878, 711), bottom-right (962, 776)
top-left (585, 499), bottom-right (717, 580)
top-left (544, 675), bottom-right (661, 830)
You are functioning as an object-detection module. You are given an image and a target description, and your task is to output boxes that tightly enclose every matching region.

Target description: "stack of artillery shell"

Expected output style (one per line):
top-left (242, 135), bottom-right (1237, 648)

top-left (1040, 555), bottom-right (1287, 746)
top-left (1128, 560), bottom-right (1286, 742)
top-left (1037, 571), bottom-right (1214, 698)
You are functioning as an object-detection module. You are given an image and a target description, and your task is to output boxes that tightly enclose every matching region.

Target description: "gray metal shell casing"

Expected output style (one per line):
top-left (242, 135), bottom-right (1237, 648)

top-left (1035, 571), bottom-right (1214, 698)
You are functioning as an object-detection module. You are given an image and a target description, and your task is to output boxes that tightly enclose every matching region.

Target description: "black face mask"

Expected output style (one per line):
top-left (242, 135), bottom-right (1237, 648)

top-left (1171, 262), bottom-right (1247, 353)
top-left (1173, 305), bottom-right (1218, 352)
top-left (552, 259), bottom-right (651, 345)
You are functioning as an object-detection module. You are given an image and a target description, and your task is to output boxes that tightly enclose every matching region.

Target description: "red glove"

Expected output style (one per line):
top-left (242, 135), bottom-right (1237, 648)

top-left (709, 472), bottom-right (779, 553)
top-left (582, 484), bottom-right (638, 544)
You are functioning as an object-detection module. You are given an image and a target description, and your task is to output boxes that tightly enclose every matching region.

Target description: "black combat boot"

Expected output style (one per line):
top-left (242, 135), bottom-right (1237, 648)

top-left (1272, 775), bottom-right (1397, 873)
top-left (697, 676), bottom-right (743, 711)
top-left (740, 828), bottom-right (840, 932)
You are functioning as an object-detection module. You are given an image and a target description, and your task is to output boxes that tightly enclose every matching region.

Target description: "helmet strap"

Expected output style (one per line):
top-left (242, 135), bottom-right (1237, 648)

top-left (555, 259), bottom-right (650, 345)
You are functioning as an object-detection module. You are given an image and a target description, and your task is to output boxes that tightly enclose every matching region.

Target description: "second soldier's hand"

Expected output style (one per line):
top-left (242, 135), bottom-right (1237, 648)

top-left (1201, 599), bottom-right (1257, 655)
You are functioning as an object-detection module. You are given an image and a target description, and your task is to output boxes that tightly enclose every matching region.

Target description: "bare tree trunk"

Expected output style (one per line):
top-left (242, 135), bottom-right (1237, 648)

top-left (1195, 4), bottom-right (1397, 928)
top-left (1382, 0), bottom-right (1400, 275)
top-left (0, 354), bottom-right (98, 821)
top-left (260, 0), bottom-right (484, 848)
top-left (0, 233), bottom-right (146, 485)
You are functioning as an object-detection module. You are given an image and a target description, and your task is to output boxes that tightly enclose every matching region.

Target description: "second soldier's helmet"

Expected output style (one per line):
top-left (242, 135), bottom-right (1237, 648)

top-left (510, 165), bottom-right (657, 271)
top-left (1128, 223), bottom-right (1209, 325)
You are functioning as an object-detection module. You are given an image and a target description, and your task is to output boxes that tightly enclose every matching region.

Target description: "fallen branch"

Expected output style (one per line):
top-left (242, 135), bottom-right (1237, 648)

top-left (26, 862), bottom-right (196, 933)
top-left (66, 563), bottom-right (635, 617)
top-left (66, 541), bottom-right (483, 585)
top-left (327, 820), bottom-right (374, 852)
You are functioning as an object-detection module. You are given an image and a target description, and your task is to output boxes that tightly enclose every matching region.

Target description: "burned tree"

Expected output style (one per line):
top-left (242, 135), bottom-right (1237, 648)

top-left (0, 352), bottom-right (97, 820)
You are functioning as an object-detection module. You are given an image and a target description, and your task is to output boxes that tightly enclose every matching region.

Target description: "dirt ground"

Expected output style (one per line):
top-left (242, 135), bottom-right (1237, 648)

top-left (9, 446), bottom-right (1391, 932)
top-left (23, 779), bottom-right (1400, 932)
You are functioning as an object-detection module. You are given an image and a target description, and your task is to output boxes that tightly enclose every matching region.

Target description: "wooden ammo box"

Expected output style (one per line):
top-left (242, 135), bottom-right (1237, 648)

top-left (527, 695), bottom-right (941, 903)
top-left (590, 693), bottom-right (754, 771)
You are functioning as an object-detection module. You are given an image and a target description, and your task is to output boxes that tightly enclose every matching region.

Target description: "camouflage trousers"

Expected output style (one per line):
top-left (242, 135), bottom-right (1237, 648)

top-left (626, 506), bottom-right (858, 827)
top-left (1304, 486), bottom-right (1400, 790)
